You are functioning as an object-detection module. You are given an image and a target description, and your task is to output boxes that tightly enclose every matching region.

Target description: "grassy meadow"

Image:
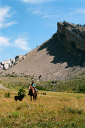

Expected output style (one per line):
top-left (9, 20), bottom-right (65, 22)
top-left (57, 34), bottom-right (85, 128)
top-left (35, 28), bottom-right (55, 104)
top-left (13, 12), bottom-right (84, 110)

top-left (0, 77), bottom-right (85, 128)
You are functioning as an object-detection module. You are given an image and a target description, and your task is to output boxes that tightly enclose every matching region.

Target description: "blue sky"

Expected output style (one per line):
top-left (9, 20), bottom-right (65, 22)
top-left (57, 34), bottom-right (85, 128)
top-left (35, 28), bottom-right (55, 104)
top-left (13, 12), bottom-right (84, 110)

top-left (0, 0), bottom-right (85, 61)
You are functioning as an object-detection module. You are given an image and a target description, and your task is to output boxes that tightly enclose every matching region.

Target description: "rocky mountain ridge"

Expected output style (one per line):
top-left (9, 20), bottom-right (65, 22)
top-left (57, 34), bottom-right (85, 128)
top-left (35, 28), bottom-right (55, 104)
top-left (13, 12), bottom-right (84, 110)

top-left (1, 21), bottom-right (85, 80)
top-left (0, 55), bottom-right (25, 71)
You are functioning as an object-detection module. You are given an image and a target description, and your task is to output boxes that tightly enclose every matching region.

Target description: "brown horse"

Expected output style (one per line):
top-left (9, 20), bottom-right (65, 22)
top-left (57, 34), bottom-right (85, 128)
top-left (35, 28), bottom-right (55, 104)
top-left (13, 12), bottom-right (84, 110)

top-left (28, 85), bottom-right (37, 101)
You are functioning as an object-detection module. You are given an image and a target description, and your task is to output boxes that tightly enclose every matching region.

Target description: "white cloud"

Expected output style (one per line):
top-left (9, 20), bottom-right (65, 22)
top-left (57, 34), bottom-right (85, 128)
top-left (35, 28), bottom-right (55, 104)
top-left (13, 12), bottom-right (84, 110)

top-left (0, 35), bottom-right (31, 52)
top-left (0, 7), bottom-right (10, 21)
top-left (75, 9), bottom-right (85, 14)
top-left (42, 14), bottom-right (54, 18)
top-left (14, 37), bottom-right (31, 51)
top-left (0, 21), bottom-right (16, 28)
top-left (21, 0), bottom-right (51, 4)
top-left (0, 36), bottom-right (10, 47)
top-left (0, 6), bottom-right (16, 28)
top-left (32, 10), bottom-right (40, 14)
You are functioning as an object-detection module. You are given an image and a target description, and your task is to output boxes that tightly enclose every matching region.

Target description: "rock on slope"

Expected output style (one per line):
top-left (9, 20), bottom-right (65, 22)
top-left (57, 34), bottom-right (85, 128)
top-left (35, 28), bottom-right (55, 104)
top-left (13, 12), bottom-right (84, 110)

top-left (1, 21), bottom-right (85, 80)
top-left (0, 55), bottom-right (25, 70)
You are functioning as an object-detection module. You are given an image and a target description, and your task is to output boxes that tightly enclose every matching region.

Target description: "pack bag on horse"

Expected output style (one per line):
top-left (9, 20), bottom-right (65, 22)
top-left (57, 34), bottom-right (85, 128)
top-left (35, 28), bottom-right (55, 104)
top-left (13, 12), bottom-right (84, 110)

top-left (28, 80), bottom-right (38, 101)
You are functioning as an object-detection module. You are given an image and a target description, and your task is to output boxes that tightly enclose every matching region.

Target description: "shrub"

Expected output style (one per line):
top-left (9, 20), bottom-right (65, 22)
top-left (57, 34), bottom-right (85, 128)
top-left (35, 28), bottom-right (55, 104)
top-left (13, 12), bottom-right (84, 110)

top-left (4, 93), bottom-right (10, 98)
top-left (83, 24), bottom-right (85, 27)
top-left (76, 24), bottom-right (85, 27)
top-left (78, 85), bottom-right (85, 93)
top-left (36, 86), bottom-right (43, 90)
top-left (41, 92), bottom-right (47, 95)
top-left (12, 111), bottom-right (20, 118)
top-left (18, 88), bottom-right (26, 96)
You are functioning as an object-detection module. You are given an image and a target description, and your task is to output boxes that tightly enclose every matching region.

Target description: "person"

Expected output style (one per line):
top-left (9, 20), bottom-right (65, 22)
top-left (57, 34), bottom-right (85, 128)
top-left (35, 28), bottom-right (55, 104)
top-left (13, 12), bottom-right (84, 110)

top-left (31, 80), bottom-right (37, 94)
top-left (28, 80), bottom-right (37, 95)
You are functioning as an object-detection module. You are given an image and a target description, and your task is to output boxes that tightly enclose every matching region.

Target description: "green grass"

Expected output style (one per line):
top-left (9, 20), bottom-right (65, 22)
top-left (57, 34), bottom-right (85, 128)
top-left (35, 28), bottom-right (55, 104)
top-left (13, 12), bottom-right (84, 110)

top-left (0, 76), bottom-right (85, 127)
top-left (0, 88), bottom-right (85, 128)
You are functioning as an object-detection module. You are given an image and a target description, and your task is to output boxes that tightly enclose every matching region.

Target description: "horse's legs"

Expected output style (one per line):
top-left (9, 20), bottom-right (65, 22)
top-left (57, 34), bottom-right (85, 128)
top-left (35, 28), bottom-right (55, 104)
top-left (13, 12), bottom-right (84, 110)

top-left (33, 94), bottom-right (37, 100)
top-left (30, 96), bottom-right (32, 101)
top-left (33, 96), bottom-right (35, 100)
top-left (35, 94), bottom-right (37, 100)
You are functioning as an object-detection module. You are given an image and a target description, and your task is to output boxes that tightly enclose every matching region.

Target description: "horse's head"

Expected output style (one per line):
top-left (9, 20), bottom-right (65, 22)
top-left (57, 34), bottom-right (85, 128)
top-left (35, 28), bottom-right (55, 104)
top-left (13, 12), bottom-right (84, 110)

top-left (29, 85), bottom-right (35, 95)
top-left (30, 85), bottom-right (32, 89)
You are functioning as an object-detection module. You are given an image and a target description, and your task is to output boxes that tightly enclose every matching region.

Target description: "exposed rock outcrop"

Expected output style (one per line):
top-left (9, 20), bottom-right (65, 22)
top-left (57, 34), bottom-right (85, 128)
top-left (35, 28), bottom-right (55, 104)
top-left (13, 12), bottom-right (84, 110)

top-left (0, 55), bottom-right (25, 71)
top-left (57, 21), bottom-right (85, 62)
top-left (0, 59), bottom-right (15, 70)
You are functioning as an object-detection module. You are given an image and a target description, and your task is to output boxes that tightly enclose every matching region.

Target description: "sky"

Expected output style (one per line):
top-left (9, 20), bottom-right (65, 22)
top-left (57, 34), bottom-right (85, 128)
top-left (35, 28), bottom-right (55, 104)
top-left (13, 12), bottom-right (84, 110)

top-left (0, 0), bottom-right (85, 62)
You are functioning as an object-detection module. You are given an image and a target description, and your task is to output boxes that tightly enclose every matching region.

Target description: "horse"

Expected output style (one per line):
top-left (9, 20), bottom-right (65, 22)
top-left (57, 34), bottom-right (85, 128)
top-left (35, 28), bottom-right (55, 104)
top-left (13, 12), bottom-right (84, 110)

top-left (28, 85), bottom-right (37, 101)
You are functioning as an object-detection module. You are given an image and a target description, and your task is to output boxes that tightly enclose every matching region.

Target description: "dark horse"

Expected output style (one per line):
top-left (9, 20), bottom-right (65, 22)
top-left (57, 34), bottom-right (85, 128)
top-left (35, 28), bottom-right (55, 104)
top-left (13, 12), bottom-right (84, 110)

top-left (28, 85), bottom-right (37, 101)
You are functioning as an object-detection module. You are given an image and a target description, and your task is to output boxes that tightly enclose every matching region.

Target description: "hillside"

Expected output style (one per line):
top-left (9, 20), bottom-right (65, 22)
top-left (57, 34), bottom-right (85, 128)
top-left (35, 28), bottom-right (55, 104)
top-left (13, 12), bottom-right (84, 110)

top-left (1, 21), bottom-right (85, 81)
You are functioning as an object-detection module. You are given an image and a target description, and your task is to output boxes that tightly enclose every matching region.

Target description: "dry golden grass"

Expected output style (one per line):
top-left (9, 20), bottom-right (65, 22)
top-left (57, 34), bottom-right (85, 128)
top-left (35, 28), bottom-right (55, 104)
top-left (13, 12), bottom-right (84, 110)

top-left (0, 89), bottom-right (85, 128)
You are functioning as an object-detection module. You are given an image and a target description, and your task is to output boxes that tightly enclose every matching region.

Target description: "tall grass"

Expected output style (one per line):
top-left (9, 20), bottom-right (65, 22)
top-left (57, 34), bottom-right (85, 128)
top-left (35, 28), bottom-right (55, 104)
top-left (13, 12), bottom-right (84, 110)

top-left (0, 76), bottom-right (85, 127)
top-left (0, 89), bottom-right (85, 128)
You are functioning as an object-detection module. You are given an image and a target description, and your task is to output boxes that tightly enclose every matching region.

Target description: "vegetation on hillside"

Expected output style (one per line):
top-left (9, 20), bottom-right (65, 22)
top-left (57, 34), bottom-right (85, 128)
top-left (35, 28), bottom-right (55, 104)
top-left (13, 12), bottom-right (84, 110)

top-left (76, 24), bottom-right (85, 27)
top-left (63, 21), bottom-right (85, 27)
top-left (0, 75), bottom-right (85, 93)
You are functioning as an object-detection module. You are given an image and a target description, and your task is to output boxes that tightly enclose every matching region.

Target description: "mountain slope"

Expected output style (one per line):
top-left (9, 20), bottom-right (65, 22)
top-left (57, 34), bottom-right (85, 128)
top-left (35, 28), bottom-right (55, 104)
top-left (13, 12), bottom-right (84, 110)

top-left (2, 22), bottom-right (85, 80)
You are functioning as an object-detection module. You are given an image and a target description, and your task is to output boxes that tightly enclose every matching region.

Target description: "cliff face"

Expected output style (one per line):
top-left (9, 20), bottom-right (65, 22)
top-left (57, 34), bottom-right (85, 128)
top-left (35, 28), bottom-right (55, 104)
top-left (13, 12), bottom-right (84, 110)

top-left (57, 22), bottom-right (85, 62)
